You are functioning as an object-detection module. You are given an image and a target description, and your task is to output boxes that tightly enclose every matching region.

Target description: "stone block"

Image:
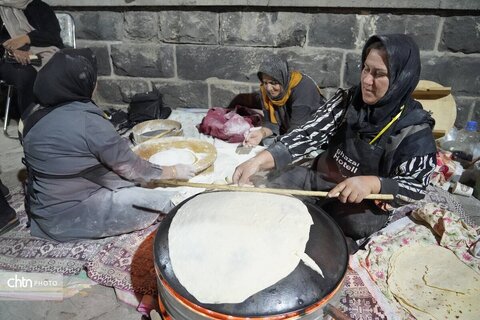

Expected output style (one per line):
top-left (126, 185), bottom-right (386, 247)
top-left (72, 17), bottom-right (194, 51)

top-left (363, 14), bottom-right (440, 50)
top-left (124, 12), bottom-right (158, 41)
top-left (210, 83), bottom-right (251, 108)
top-left (220, 12), bottom-right (308, 47)
top-left (440, 16), bottom-right (480, 54)
top-left (153, 81), bottom-right (208, 108)
top-left (276, 49), bottom-right (343, 88)
top-left (421, 55), bottom-right (480, 96)
top-left (344, 52), bottom-right (362, 87)
top-left (177, 45), bottom-right (271, 82)
top-left (88, 46), bottom-right (111, 76)
top-left (309, 14), bottom-right (357, 49)
top-left (111, 44), bottom-right (174, 78)
top-left (95, 79), bottom-right (151, 104)
top-left (71, 12), bottom-right (123, 40)
top-left (159, 11), bottom-right (218, 44)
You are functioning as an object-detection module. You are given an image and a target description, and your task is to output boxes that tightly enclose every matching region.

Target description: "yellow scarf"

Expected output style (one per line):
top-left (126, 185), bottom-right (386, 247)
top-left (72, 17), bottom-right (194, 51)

top-left (260, 71), bottom-right (302, 124)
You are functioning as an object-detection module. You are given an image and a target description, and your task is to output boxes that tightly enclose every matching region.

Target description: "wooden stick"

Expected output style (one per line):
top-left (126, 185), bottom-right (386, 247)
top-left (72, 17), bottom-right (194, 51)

top-left (156, 180), bottom-right (394, 200)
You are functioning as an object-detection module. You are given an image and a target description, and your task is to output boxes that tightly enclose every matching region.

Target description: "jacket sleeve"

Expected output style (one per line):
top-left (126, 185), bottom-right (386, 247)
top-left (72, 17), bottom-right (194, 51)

top-left (267, 89), bottom-right (348, 169)
top-left (262, 106), bottom-right (280, 136)
top-left (24, 0), bottom-right (63, 48)
top-left (287, 76), bottom-right (326, 131)
top-left (84, 113), bottom-right (163, 183)
top-left (380, 153), bottom-right (436, 206)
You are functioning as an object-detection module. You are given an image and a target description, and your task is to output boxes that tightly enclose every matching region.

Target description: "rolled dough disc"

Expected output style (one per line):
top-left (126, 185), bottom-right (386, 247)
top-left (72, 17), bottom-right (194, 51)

top-left (149, 148), bottom-right (196, 166)
top-left (168, 191), bottom-right (321, 304)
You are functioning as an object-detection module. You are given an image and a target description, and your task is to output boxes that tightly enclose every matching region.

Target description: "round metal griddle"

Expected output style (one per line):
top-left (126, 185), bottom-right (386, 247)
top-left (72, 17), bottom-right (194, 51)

top-left (154, 192), bottom-right (348, 318)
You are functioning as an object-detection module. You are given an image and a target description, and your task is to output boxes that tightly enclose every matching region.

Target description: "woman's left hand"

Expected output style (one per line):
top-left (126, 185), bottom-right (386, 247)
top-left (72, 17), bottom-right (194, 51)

top-left (12, 50), bottom-right (31, 65)
top-left (327, 176), bottom-right (381, 203)
top-left (3, 35), bottom-right (30, 51)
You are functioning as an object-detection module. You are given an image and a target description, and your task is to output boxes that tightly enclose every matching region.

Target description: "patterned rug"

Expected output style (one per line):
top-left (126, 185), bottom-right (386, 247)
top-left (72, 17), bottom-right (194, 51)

top-left (0, 188), bottom-right (110, 275)
top-left (0, 187), bottom-right (157, 296)
top-left (0, 184), bottom-right (475, 319)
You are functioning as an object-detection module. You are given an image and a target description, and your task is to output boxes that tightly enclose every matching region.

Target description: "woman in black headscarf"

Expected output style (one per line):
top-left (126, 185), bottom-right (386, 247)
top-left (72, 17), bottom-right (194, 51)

top-left (243, 55), bottom-right (325, 147)
top-left (234, 34), bottom-right (437, 251)
top-left (21, 48), bottom-right (195, 242)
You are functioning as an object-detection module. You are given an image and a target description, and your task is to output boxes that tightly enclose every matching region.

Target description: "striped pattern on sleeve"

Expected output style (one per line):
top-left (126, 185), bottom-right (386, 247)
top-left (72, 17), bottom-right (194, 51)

top-left (393, 153), bottom-right (436, 205)
top-left (278, 89), bottom-right (348, 161)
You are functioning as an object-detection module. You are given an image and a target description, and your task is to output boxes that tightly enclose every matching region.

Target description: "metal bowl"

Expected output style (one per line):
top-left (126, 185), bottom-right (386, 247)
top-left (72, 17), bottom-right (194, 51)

top-left (132, 119), bottom-right (183, 144)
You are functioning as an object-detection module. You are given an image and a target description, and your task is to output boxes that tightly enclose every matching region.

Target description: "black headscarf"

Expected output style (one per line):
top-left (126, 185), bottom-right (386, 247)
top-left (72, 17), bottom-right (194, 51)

top-left (33, 48), bottom-right (97, 107)
top-left (349, 34), bottom-right (433, 136)
top-left (257, 55), bottom-right (290, 101)
top-left (21, 48), bottom-right (97, 140)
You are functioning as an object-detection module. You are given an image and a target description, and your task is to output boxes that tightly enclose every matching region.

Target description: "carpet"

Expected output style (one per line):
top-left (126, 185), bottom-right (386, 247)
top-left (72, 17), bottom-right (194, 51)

top-left (0, 188), bottom-right (110, 275)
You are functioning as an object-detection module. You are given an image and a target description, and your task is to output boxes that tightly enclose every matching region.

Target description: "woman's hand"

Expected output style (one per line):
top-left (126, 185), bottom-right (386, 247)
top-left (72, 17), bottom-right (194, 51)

top-left (243, 127), bottom-right (271, 147)
top-left (327, 176), bottom-right (381, 203)
top-left (3, 35), bottom-right (30, 51)
top-left (232, 150), bottom-right (275, 185)
top-left (12, 50), bottom-right (31, 65)
top-left (160, 164), bottom-right (195, 180)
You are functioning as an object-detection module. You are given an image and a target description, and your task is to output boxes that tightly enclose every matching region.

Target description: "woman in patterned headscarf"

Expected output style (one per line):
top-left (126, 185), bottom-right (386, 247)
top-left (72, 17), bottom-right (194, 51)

top-left (234, 35), bottom-right (437, 252)
top-left (0, 0), bottom-right (63, 117)
top-left (243, 55), bottom-right (326, 146)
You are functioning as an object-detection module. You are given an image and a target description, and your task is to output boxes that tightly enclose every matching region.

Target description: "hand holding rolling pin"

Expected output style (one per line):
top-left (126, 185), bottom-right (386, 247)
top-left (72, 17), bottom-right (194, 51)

top-left (327, 176), bottom-right (382, 203)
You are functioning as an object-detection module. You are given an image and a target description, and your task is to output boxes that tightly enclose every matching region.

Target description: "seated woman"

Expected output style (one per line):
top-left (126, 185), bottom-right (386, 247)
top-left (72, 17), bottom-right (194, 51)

top-left (21, 48), bottom-right (195, 242)
top-left (234, 34), bottom-right (437, 251)
top-left (243, 55), bottom-right (326, 147)
top-left (0, 0), bottom-right (63, 118)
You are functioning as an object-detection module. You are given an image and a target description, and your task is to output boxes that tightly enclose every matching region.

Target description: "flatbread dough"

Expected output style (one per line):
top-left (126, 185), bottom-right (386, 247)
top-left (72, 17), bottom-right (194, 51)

top-left (168, 191), bottom-right (322, 304)
top-left (149, 148), bottom-right (196, 166)
top-left (388, 244), bottom-right (480, 320)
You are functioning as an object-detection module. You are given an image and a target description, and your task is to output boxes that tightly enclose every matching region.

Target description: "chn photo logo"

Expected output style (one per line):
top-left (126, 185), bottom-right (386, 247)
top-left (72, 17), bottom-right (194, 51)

top-left (0, 272), bottom-right (63, 301)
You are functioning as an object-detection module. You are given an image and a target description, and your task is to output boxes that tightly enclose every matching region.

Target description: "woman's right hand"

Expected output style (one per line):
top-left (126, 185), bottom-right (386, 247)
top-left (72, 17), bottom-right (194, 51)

top-left (161, 164), bottom-right (195, 181)
top-left (243, 127), bottom-right (271, 147)
top-left (232, 150), bottom-right (275, 185)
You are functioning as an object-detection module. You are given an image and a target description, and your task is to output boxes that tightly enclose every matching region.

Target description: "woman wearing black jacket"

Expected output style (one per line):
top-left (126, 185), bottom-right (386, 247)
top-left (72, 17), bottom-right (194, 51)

top-left (234, 34), bottom-right (437, 251)
top-left (244, 55), bottom-right (326, 147)
top-left (0, 0), bottom-right (63, 117)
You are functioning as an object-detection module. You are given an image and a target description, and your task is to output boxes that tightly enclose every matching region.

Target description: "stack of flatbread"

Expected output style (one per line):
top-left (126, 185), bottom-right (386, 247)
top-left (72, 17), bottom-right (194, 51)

top-left (388, 244), bottom-right (480, 319)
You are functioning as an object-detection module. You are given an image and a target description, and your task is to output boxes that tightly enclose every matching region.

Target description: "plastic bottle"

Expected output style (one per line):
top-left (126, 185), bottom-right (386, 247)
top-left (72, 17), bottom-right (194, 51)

top-left (452, 121), bottom-right (479, 163)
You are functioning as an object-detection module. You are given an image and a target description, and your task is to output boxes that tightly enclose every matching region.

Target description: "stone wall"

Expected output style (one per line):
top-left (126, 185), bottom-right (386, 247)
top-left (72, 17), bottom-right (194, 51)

top-left (50, 4), bottom-right (480, 129)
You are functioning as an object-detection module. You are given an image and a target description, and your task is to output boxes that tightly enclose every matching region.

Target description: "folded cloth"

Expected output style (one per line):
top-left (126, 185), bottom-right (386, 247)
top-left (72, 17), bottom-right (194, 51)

top-left (197, 106), bottom-right (262, 143)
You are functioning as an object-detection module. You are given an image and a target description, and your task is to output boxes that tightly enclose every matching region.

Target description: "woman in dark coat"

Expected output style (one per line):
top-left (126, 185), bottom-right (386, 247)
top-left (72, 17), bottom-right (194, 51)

top-left (234, 35), bottom-right (437, 251)
top-left (0, 0), bottom-right (63, 117)
top-left (243, 55), bottom-right (325, 147)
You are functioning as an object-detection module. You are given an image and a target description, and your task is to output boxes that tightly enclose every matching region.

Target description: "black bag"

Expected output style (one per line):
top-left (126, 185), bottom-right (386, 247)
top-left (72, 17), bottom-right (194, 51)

top-left (127, 88), bottom-right (171, 125)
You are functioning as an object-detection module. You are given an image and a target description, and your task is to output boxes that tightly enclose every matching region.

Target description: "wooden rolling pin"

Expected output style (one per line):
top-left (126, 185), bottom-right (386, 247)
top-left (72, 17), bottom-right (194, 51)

top-left (157, 180), bottom-right (394, 200)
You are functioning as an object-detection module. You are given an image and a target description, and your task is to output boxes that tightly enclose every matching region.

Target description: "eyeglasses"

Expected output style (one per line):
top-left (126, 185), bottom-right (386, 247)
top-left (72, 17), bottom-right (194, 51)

top-left (362, 65), bottom-right (388, 79)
